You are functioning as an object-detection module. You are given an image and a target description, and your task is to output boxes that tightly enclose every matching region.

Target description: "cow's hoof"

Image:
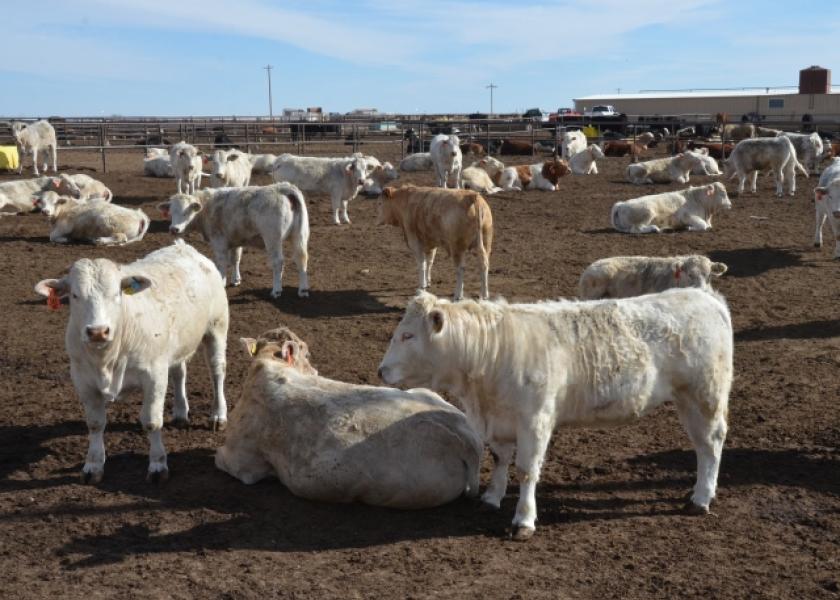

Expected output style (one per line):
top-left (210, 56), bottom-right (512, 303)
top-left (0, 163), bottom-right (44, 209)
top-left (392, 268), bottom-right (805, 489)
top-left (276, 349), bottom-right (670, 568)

top-left (80, 468), bottom-right (104, 485)
top-left (171, 416), bottom-right (190, 429)
top-left (211, 417), bottom-right (227, 432)
top-left (270, 290), bottom-right (282, 299)
top-left (229, 280), bottom-right (242, 288)
top-left (814, 242), bottom-right (822, 248)
top-left (511, 525), bottom-right (536, 542)
top-left (147, 467), bottom-right (170, 484)
top-left (477, 499), bottom-right (501, 512)
top-left (298, 289), bottom-right (310, 298)
top-left (683, 500), bottom-right (709, 516)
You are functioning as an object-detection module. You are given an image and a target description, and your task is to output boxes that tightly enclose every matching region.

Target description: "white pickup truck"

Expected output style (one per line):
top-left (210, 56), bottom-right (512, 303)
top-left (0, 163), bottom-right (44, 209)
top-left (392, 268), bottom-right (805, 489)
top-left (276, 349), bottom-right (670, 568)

top-left (583, 105), bottom-right (620, 117)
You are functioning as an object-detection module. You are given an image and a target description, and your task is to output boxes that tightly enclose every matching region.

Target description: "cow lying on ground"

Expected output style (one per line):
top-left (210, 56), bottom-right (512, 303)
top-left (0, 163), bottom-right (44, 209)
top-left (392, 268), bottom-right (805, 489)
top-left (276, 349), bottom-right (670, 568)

top-left (578, 254), bottom-right (728, 299)
top-left (11, 120), bottom-right (58, 176)
top-left (602, 132), bottom-right (656, 158)
top-left (722, 136), bottom-right (803, 196)
top-left (399, 153), bottom-right (434, 172)
top-left (813, 157), bottom-right (840, 257)
top-left (209, 149), bottom-right (252, 188)
top-left (611, 182), bottom-right (731, 234)
top-left (271, 153), bottom-right (367, 225)
top-left (170, 141), bottom-right (203, 194)
top-left (161, 182), bottom-right (310, 299)
top-left (684, 148), bottom-right (722, 176)
top-left (687, 141), bottom-right (734, 160)
top-left (430, 134), bottom-right (463, 189)
top-left (378, 289), bottom-right (733, 539)
top-left (352, 153), bottom-right (399, 197)
top-left (378, 185), bottom-right (492, 300)
top-left (568, 144), bottom-right (604, 175)
top-left (720, 123), bottom-right (755, 141)
top-left (62, 174), bottom-right (113, 202)
top-left (626, 153), bottom-right (702, 185)
top-left (498, 156), bottom-right (570, 191)
top-left (499, 139), bottom-right (534, 155)
top-left (462, 161), bottom-right (503, 194)
top-left (144, 149), bottom-right (173, 177)
top-left (35, 191), bottom-right (149, 245)
top-left (0, 175), bottom-right (81, 214)
top-left (216, 326), bottom-right (482, 508)
top-left (34, 240), bottom-right (229, 483)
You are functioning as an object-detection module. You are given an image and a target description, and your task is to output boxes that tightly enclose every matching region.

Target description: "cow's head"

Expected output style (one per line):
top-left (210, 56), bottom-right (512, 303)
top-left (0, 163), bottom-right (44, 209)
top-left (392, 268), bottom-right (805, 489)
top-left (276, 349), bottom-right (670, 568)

top-left (46, 174), bottom-right (82, 199)
top-left (674, 256), bottom-right (728, 289)
top-left (542, 158), bottom-right (570, 185)
top-left (345, 157), bottom-right (368, 188)
top-left (10, 122), bottom-right (27, 144)
top-left (33, 190), bottom-right (71, 217)
top-left (378, 291), bottom-right (450, 388)
top-left (240, 327), bottom-right (317, 376)
top-left (35, 259), bottom-right (152, 348)
top-left (160, 193), bottom-right (203, 235)
top-left (702, 182), bottom-right (732, 211)
top-left (815, 182), bottom-right (840, 218)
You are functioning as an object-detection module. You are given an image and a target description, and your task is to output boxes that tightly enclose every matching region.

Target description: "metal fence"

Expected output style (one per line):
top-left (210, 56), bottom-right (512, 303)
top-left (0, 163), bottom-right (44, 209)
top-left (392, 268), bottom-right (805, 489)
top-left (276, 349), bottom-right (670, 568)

top-left (3, 114), bottom-right (839, 172)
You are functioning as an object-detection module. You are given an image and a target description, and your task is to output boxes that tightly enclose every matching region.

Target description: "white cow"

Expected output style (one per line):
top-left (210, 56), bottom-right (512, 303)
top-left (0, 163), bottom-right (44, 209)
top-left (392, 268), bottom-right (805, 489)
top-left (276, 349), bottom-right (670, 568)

top-left (777, 131), bottom-right (824, 174)
top-left (35, 191), bottom-right (149, 245)
top-left (170, 141), bottom-right (203, 194)
top-left (144, 153), bottom-right (174, 177)
top-left (813, 157), bottom-right (840, 257)
top-left (0, 175), bottom-right (81, 214)
top-left (216, 326), bottom-right (483, 508)
top-left (561, 130), bottom-right (587, 159)
top-left (34, 240), bottom-right (229, 483)
top-left (684, 149), bottom-right (722, 176)
top-left (722, 136), bottom-right (802, 196)
top-left (568, 144), bottom-right (605, 175)
top-left (378, 289), bottom-right (733, 539)
top-left (62, 174), bottom-right (113, 202)
top-left (161, 182), bottom-right (310, 299)
top-left (354, 153), bottom-right (399, 197)
top-left (271, 153), bottom-right (367, 225)
top-left (611, 182), bottom-right (732, 234)
top-left (578, 254), bottom-right (728, 299)
top-left (462, 162), bottom-right (503, 195)
top-left (626, 153), bottom-right (703, 185)
top-left (249, 153), bottom-right (278, 175)
top-left (399, 153), bottom-right (434, 172)
top-left (209, 149), bottom-right (252, 188)
top-left (430, 134), bottom-right (463, 189)
top-left (11, 120), bottom-right (58, 175)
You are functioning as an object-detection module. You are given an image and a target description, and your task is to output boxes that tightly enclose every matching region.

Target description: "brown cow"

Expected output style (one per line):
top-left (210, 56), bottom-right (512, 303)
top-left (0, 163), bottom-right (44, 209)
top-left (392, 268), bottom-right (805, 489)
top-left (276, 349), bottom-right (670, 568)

top-left (500, 139), bottom-right (534, 155)
top-left (377, 185), bottom-right (493, 300)
top-left (460, 142), bottom-right (486, 158)
top-left (688, 141), bottom-right (734, 160)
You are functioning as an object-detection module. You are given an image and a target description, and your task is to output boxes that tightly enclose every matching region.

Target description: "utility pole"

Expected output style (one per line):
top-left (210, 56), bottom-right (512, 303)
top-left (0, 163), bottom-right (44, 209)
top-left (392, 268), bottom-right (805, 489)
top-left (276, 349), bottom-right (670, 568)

top-left (264, 65), bottom-right (274, 119)
top-left (486, 83), bottom-right (498, 116)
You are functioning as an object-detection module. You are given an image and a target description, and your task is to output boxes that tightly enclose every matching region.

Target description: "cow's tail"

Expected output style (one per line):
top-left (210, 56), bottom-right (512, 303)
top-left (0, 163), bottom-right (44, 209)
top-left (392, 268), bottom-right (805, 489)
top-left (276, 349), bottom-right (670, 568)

top-left (137, 211), bottom-right (150, 241)
top-left (473, 194), bottom-right (488, 258)
top-left (104, 187), bottom-right (113, 202)
top-left (795, 158), bottom-right (809, 177)
top-left (279, 182), bottom-right (309, 242)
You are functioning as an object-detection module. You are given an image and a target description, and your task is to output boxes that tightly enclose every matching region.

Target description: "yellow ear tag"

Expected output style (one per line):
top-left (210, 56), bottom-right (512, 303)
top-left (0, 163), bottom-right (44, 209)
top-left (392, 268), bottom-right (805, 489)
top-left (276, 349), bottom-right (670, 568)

top-left (123, 278), bottom-right (143, 295)
top-left (248, 341), bottom-right (257, 356)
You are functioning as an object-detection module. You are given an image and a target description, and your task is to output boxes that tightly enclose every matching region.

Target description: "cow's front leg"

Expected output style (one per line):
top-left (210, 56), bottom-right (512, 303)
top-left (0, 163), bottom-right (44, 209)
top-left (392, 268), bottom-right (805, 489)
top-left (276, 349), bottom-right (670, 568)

top-left (202, 329), bottom-right (228, 431)
top-left (78, 382), bottom-right (107, 484)
top-left (424, 248), bottom-right (437, 288)
top-left (140, 367), bottom-right (169, 482)
top-left (210, 239), bottom-right (230, 286)
top-left (511, 414), bottom-right (554, 541)
top-left (684, 215), bottom-right (712, 232)
top-left (814, 207), bottom-right (826, 247)
top-left (331, 193), bottom-right (342, 225)
top-left (340, 200), bottom-right (351, 224)
top-left (481, 440), bottom-right (514, 508)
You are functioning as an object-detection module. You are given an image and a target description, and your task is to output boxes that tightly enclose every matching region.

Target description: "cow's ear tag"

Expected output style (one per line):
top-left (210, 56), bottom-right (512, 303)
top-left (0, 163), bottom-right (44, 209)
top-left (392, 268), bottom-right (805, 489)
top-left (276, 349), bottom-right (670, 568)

top-left (123, 277), bottom-right (143, 295)
top-left (47, 288), bottom-right (61, 311)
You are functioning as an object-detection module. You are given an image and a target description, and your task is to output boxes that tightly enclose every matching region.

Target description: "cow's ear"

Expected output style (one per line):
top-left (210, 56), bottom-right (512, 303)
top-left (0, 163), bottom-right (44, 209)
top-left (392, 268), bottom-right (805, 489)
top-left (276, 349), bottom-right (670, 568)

top-left (280, 341), bottom-right (298, 365)
top-left (34, 278), bottom-right (68, 298)
top-left (710, 262), bottom-right (728, 276)
top-left (706, 185), bottom-right (715, 197)
top-left (429, 309), bottom-right (445, 334)
top-left (383, 187), bottom-right (395, 199)
top-left (239, 337), bottom-right (258, 357)
top-left (120, 275), bottom-right (152, 296)
top-left (815, 187), bottom-right (828, 202)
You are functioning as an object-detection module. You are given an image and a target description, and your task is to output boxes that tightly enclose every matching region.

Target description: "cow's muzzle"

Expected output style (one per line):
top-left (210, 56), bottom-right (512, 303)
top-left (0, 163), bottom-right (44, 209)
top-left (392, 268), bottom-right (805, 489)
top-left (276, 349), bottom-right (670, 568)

top-left (86, 325), bottom-right (110, 343)
top-left (170, 226), bottom-right (183, 235)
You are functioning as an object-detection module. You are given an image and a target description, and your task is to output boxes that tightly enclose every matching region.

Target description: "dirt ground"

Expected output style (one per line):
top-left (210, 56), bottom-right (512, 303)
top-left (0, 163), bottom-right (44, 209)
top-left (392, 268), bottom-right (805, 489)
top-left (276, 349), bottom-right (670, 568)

top-left (1, 144), bottom-right (838, 600)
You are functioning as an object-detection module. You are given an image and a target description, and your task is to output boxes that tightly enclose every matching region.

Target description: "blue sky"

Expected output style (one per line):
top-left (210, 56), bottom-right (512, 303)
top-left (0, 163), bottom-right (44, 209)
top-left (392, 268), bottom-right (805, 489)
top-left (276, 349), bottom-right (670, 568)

top-left (3, 0), bottom-right (839, 117)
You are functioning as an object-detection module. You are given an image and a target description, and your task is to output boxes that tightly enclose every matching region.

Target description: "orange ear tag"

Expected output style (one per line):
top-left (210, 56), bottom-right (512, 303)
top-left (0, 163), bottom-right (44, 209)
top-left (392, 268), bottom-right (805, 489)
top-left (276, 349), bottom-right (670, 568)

top-left (47, 288), bottom-right (61, 311)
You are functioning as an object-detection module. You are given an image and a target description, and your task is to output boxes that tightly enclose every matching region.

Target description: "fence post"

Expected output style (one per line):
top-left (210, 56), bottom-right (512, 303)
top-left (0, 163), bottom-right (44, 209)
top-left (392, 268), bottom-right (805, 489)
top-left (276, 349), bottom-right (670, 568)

top-left (245, 123), bottom-right (251, 153)
top-left (100, 123), bottom-right (107, 173)
top-left (632, 126), bottom-right (637, 163)
top-left (302, 123), bottom-right (307, 154)
top-left (531, 125), bottom-right (536, 156)
top-left (353, 124), bottom-right (358, 153)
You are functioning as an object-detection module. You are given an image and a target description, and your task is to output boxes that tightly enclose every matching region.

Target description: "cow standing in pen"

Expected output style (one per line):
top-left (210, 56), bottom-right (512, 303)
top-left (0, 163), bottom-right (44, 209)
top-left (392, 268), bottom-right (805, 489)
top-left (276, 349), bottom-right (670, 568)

top-left (378, 289), bottom-right (733, 540)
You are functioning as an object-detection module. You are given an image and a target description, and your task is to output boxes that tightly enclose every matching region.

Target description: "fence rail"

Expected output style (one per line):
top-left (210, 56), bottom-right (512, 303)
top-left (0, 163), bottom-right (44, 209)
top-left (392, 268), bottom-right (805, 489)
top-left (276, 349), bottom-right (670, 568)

top-left (4, 114), bottom-right (840, 173)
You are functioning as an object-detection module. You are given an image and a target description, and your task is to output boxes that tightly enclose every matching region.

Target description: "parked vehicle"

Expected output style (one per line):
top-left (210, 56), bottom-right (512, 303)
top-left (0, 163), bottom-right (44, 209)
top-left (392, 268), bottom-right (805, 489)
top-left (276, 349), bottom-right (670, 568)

top-left (548, 108), bottom-right (582, 123)
top-left (523, 108), bottom-right (549, 123)
top-left (584, 105), bottom-right (620, 117)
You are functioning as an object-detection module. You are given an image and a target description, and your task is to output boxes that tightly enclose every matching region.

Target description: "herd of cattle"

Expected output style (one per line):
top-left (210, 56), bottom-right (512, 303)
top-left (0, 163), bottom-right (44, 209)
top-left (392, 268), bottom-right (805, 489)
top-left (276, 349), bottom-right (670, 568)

top-left (2, 116), bottom-right (837, 541)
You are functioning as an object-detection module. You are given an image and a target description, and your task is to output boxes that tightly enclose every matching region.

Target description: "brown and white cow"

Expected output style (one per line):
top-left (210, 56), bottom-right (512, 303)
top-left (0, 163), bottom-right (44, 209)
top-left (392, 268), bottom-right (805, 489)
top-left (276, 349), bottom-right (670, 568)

top-left (378, 185), bottom-right (493, 300)
top-left (215, 326), bottom-right (482, 509)
top-left (498, 156), bottom-right (570, 191)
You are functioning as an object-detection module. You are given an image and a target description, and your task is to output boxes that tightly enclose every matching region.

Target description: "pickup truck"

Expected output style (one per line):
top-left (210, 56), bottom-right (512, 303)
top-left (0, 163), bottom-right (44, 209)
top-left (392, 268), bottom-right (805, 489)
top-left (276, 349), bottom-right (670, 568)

top-left (583, 105), bottom-right (620, 117)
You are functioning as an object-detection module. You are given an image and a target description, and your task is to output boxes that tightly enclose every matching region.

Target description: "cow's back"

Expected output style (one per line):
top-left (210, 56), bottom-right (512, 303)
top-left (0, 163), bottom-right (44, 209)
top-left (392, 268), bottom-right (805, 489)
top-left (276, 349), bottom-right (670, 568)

top-left (405, 188), bottom-right (490, 253)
